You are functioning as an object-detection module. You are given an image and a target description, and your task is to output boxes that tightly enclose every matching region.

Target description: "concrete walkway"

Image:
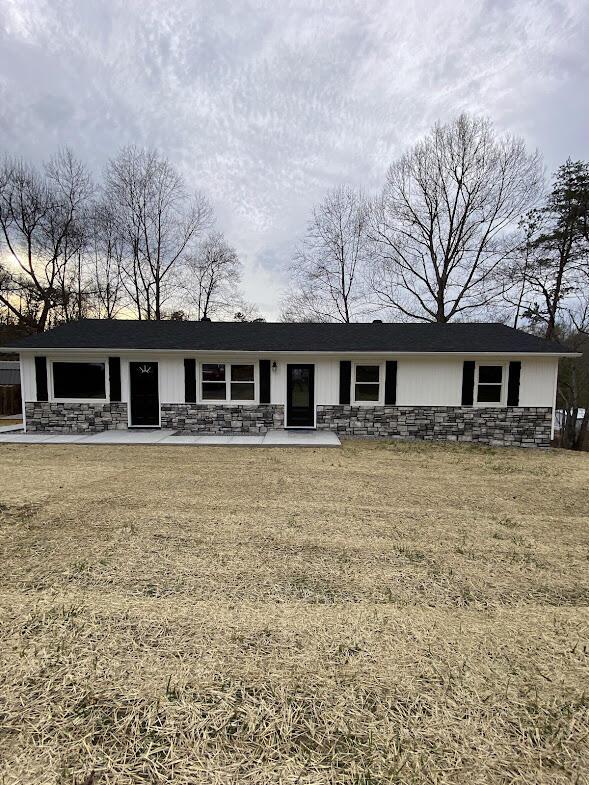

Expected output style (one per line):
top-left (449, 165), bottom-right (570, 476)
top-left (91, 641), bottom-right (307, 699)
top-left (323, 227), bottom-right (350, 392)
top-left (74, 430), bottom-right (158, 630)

top-left (0, 428), bottom-right (341, 447)
top-left (0, 424), bottom-right (24, 434)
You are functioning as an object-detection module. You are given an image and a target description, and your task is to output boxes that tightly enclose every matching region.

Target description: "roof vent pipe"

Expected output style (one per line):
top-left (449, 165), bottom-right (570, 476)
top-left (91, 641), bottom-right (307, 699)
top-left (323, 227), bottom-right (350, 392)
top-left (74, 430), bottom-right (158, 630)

top-left (372, 319), bottom-right (383, 324)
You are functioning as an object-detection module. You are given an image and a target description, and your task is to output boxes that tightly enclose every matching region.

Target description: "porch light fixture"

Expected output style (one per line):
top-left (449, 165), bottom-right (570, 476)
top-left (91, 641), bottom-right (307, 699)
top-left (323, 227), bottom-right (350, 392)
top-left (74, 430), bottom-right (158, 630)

top-left (272, 361), bottom-right (277, 372)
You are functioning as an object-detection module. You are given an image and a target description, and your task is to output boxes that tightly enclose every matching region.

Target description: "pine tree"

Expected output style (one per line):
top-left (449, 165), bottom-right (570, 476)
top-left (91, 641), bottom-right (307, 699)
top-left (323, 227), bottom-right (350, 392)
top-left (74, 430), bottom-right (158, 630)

top-left (522, 159), bottom-right (589, 338)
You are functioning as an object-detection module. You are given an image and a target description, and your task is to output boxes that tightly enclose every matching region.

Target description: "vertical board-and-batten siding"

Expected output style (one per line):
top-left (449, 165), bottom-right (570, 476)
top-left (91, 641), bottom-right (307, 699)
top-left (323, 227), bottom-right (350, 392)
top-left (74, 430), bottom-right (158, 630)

top-left (397, 358), bottom-right (464, 406)
top-left (16, 353), bottom-right (560, 409)
top-left (20, 355), bottom-right (37, 402)
top-left (117, 355), bottom-right (187, 405)
top-left (108, 355), bottom-right (184, 405)
top-left (518, 357), bottom-right (559, 407)
top-left (156, 356), bottom-right (185, 403)
top-left (270, 356), bottom-right (340, 406)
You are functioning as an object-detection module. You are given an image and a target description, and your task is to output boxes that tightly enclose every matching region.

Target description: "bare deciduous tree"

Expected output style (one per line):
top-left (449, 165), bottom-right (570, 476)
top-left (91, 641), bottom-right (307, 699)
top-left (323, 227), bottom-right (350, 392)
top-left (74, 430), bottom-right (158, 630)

top-left (89, 199), bottom-right (127, 319)
top-left (0, 151), bottom-right (94, 330)
top-left (500, 215), bottom-right (539, 329)
top-left (45, 148), bottom-right (94, 322)
top-left (369, 114), bottom-right (543, 322)
top-left (0, 157), bottom-right (60, 331)
top-left (233, 302), bottom-right (265, 322)
top-left (105, 147), bottom-right (213, 320)
top-left (181, 232), bottom-right (241, 320)
top-left (283, 185), bottom-right (370, 322)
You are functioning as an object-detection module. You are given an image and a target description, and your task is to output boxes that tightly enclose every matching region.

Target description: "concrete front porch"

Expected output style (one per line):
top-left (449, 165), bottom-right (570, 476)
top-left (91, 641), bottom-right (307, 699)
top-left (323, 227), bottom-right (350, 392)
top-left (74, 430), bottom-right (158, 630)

top-left (0, 428), bottom-right (341, 447)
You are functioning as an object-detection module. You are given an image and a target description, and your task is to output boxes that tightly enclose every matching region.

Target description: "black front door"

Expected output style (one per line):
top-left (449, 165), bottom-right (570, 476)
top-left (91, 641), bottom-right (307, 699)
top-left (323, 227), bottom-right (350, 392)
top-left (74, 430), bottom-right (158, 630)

top-left (286, 364), bottom-right (315, 427)
top-left (129, 361), bottom-right (159, 426)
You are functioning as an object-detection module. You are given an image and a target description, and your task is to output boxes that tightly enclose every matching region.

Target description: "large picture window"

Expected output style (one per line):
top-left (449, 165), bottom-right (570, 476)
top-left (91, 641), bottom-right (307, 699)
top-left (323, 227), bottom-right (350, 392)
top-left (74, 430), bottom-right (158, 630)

top-left (476, 364), bottom-right (504, 404)
top-left (353, 364), bottom-right (381, 403)
top-left (201, 363), bottom-right (255, 402)
top-left (52, 362), bottom-right (106, 399)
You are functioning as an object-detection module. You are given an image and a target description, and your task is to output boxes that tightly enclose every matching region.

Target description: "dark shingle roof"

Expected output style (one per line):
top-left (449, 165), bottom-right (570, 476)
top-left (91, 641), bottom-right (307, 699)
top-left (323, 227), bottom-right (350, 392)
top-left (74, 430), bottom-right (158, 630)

top-left (4, 319), bottom-right (576, 354)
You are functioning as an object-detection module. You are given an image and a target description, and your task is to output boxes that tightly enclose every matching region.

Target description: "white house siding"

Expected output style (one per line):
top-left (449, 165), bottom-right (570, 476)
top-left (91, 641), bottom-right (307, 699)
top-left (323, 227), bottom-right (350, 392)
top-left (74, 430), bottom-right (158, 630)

top-left (518, 357), bottom-right (559, 407)
top-left (270, 355), bottom-right (339, 406)
top-left (119, 359), bottom-right (129, 405)
top-left (20, 355), bottom-right (36, 402)
top-left (396, 358), bottom-right (462, 406)
top-left (18, 352), bottom-right (560, 410)
top-left (273, 355), bottom-right (559, 409)
top-left (394, 356), bottom-right (559, 408)
top-left (272, 355), bottom-right (559, 409)
top-left (148, 355), bottom-right (185, 404)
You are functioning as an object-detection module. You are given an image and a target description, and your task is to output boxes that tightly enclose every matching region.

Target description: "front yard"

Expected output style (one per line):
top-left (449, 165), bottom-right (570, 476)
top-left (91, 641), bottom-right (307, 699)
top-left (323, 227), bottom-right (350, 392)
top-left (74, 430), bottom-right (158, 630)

top-left (0, 441), bottom-right (588, 784)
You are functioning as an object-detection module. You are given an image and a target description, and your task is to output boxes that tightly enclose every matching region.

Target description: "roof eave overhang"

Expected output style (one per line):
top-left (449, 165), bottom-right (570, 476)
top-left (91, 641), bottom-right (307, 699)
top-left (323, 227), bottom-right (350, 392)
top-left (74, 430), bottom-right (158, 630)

top-left (4, 347), bottom-right (581, 358)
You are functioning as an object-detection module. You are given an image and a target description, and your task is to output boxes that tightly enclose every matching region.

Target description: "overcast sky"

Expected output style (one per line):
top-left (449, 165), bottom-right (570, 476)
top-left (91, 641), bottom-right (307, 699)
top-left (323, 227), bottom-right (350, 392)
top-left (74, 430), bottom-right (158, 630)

top-left (1, 0), bottom-right (587, 318)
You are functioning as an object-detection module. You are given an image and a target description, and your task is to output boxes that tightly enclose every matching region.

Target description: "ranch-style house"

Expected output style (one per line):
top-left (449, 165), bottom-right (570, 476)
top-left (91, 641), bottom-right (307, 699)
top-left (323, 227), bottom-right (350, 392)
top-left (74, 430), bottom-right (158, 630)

top-left (6, 319), bottom-right (578, 448)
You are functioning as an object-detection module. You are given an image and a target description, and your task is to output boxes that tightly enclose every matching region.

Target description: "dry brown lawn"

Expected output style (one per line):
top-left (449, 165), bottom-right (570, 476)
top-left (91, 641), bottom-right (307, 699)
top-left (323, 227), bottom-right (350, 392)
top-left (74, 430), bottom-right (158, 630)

top-left (0, 440), bottom-right (588, 785)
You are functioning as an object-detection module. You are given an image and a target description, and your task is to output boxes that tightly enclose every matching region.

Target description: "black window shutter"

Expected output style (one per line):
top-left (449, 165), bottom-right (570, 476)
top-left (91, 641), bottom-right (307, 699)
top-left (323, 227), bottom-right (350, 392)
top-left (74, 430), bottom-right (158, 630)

top-left (339, 361), bottom-right (351, 404)
top-left (461, 361), bottom-right (475, 406)
top-left (108, 357), bottom-right (121, 402)
top-left (259, 360), bottom-right (271, 404)
top-left (507, 361), bottom-right (521, 406)
top-left (384, 361), bottom-right (397, 405)
top-left (184, 358), bottom-right (197, 403)
top-left (35, 356), bottom-right (48, 401)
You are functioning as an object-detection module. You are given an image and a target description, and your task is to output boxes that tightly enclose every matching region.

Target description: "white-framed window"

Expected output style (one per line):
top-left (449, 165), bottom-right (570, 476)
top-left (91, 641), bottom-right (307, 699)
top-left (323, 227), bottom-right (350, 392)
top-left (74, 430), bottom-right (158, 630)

top-left (352, 363), bottom-right (382, 404)
top-left (50, 360), bottom-right (108, 401)
top-left (475, 363), bottom-right (506, 405)
top-left (201, 362), bottom-right (256, 402)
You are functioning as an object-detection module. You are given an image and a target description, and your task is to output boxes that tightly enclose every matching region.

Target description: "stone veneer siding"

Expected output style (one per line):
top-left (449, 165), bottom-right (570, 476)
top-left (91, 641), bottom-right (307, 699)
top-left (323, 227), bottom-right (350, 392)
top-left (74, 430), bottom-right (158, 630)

top-left (316, 405), bottom-right (553, 448)
top-left (25, 401), bottom-right (128, 432)
top-left (161, 403), bottom-right (284, 433)
top-left (23, 401), bottom-right (553, 447)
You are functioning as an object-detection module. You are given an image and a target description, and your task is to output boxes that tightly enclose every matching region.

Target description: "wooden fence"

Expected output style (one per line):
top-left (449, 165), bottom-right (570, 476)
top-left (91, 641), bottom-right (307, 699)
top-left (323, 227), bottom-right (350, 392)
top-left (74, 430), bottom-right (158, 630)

top-left (0, 385), bottom-right (22, 416)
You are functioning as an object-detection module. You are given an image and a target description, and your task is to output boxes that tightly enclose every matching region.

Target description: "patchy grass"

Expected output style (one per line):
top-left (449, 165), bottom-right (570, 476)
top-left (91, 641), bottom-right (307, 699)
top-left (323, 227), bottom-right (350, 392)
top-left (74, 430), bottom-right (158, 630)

top-left (0, 440), bottom-right (588, 784)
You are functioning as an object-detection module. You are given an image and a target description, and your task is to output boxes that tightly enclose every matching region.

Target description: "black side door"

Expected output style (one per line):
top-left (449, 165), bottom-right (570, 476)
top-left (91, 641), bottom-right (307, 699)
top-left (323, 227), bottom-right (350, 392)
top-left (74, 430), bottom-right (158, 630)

top-left (286, 364), bottom-right (315, 427)
top-left (129, 361), bottom-right (159, 426)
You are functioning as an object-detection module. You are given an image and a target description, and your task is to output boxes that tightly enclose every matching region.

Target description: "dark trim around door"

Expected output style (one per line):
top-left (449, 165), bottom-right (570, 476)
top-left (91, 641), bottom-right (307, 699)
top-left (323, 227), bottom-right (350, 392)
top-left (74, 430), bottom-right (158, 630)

top-left (129, 360), bottom-right (160, 427)
top-left (286, 363), bottom-right (315, 428)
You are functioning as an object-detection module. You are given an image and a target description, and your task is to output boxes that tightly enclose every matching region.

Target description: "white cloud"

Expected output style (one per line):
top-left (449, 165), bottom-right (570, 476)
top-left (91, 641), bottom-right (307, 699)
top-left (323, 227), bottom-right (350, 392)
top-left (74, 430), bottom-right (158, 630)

top-left (0, 0), bottom-right (587, 317)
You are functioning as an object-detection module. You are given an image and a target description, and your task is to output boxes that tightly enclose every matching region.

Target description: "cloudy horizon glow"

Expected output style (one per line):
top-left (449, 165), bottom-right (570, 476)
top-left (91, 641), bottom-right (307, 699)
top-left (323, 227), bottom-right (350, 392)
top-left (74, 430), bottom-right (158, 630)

top-left (1, 0), bottom-right (587, 318)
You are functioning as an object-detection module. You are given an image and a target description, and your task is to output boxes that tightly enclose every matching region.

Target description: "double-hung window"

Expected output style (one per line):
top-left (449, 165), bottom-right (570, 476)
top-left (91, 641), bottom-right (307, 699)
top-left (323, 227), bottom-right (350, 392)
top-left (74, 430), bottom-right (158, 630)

top-left (475, 364), bottom-right (505, 404)
top-left (201, 363), bottom-right (227, 400)
top-left (353, 364), bottom-right (381, 403)
top-left (230, 364), bottom-right (255, 400)
top-left (201, 363), bottom-right (255, 402)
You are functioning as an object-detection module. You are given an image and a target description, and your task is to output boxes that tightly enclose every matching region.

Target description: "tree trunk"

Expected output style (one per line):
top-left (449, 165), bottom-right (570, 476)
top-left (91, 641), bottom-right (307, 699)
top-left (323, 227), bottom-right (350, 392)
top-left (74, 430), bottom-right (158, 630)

top-left (36, 300), bottom-right (51, 333)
